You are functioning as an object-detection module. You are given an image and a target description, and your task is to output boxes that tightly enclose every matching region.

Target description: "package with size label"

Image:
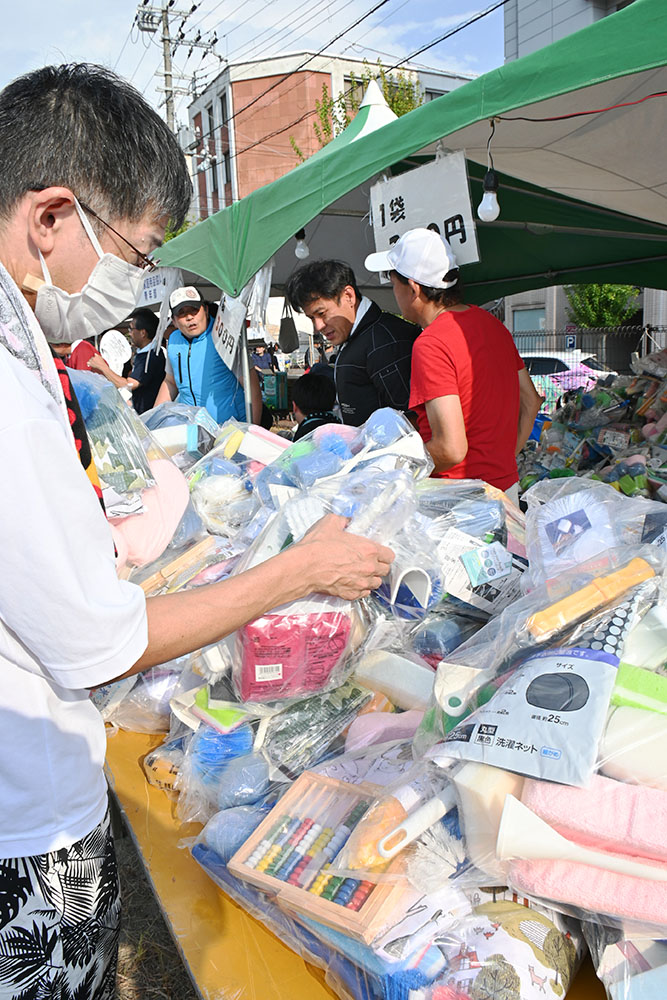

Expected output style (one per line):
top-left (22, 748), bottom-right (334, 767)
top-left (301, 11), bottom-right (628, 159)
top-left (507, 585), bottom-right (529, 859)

top-left (435, 647), bottom-right (618, 786)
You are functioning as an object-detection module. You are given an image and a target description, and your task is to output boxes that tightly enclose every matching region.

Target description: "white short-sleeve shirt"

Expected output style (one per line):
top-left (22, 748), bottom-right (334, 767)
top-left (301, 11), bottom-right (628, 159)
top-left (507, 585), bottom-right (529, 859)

top-left (0, 345), bottom-right (149, 859)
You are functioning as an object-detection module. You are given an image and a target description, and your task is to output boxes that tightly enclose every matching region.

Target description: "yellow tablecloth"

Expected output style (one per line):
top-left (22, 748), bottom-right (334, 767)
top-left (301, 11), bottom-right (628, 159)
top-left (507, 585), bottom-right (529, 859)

top-left (104, 730), bottom-right (606, 1000)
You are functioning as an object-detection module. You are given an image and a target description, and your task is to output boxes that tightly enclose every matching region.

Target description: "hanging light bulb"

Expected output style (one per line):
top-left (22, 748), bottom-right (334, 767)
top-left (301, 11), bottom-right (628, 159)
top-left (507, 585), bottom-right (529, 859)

top-left (477, 119), bottom-right (501, 223)
top-left (294, 228), bottom-right (310, 259)
top-left (477, 168), bottom-right (500, 222)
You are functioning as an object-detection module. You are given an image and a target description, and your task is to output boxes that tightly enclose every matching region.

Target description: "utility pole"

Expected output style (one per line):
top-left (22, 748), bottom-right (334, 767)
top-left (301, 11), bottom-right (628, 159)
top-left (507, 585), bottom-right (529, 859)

top-left (135, 0), bottom-right (219, 133)
top-left (161, 3), bottom-right (175, 132)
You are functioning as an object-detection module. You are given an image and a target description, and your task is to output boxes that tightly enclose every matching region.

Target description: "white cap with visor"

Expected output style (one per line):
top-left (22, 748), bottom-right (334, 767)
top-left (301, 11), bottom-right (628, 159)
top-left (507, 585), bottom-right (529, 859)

top-left (365, 227), bottom-right (459, 289)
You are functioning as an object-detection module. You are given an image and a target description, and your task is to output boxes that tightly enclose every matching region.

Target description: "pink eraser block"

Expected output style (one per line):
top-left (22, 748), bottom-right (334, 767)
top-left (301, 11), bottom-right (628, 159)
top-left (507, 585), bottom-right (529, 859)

top-left (510, 858), bottom-right (667, 927)
top-left (521, 773), bottom-right (667, 862)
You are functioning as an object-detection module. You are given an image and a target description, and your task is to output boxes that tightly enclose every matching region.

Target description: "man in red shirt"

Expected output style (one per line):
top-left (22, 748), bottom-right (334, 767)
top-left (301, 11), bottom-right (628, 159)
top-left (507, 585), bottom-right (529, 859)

top-left (365, 228), bottom-right (542, 498)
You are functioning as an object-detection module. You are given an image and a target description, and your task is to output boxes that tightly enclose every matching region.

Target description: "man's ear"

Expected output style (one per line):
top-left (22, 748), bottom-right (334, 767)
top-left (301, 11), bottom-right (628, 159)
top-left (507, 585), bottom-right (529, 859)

top-left (407, 278), bottom-right (421, 300)
top-left (26, 187), bottom-right (77, 255)
top-left (340, 284), bottom-right (357, 307)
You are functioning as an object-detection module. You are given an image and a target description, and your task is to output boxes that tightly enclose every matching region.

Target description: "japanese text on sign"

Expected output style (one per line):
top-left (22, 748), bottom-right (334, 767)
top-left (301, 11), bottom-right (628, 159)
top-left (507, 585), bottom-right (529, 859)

top-left (212, 294), bottom-right (247, 379)
top-left (370, 151), bottom-right (480, 267)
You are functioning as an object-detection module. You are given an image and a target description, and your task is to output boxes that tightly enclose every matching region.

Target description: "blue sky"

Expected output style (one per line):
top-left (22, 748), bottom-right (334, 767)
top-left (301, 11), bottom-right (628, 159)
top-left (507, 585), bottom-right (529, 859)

top-left (0, 1), bottom-right (506, 127)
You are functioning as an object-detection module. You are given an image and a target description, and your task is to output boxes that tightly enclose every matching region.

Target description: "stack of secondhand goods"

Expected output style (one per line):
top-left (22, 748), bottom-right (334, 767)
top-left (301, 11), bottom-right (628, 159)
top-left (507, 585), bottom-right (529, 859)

top-left (83, 376), bottom-right (667, 1000)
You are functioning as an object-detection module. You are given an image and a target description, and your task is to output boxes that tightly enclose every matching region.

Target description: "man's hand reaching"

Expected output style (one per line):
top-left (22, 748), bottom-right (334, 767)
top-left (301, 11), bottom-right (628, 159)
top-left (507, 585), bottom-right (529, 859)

top-left (297, 513), bottom-right (394, 600)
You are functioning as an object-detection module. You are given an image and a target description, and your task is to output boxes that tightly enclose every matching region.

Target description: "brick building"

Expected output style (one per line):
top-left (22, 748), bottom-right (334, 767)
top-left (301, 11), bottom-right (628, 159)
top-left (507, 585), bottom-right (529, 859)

top-left (185, 52), bottom-right (472, 217)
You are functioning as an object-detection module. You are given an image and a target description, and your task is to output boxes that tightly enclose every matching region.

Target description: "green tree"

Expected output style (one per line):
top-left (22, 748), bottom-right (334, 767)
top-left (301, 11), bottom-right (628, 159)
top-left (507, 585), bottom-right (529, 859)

top-left (564, 283), bottom-right (640, 327)
top-left (543, 929), bottom-right (577, 992)
top-left (471, 954), bottom-right (521, 1000)
top-left (163, 218), bottom-right (196, 242)
top-left (290, 60), bottom-right (423, 162)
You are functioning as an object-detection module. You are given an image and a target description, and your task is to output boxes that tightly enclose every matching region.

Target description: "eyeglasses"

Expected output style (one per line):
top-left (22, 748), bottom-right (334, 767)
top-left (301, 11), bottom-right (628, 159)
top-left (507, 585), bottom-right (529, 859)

top-left (78, 201), bottom-right (157, 272)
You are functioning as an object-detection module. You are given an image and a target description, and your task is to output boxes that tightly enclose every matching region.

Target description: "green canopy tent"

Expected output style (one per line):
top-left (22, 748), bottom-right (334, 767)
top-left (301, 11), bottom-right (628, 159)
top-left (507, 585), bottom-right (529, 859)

top-left (157, 0), bottom-right (667, 307)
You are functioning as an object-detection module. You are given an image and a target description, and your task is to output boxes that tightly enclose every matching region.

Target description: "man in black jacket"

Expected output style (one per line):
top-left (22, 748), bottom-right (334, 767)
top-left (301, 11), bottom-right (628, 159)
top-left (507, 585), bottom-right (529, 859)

top-left (286, 259), bottom-right (418, 425)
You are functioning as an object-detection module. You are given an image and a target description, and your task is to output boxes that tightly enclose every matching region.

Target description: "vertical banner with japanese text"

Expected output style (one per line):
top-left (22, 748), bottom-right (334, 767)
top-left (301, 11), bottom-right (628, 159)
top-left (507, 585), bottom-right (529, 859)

top-left (369, 151), bottom-right (479, 268)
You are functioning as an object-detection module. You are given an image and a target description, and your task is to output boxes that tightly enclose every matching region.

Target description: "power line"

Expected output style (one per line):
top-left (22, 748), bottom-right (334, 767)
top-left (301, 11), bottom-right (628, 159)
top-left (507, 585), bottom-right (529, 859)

top-left (222, 0), bottom-right (394, 128)
top-left (112, 18), bottom-right (138, 71)
top-left (385, 0), bottom-right (509, 71)
top-left (229, 0), bottom-right (509, 160)
top-left (186, 0), bottom-right (234, 33)
top-left (226, 0), bottom-right (351, 65)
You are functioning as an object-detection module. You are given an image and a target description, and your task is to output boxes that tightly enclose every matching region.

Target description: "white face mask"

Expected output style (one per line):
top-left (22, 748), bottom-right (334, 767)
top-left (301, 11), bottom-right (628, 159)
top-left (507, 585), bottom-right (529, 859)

top-left (34, 198), bottom-right (147, 344)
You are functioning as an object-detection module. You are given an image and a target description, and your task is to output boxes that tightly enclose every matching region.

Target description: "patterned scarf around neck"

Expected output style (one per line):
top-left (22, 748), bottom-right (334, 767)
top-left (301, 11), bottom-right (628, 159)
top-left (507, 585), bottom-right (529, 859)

top-left (0, 260), bottom-right (104, 504)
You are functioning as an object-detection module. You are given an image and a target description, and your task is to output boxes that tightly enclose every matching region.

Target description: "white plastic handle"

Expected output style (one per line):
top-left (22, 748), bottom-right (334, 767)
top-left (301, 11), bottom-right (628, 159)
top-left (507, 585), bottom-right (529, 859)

top-left (377, 787), bottom-right (456, 859)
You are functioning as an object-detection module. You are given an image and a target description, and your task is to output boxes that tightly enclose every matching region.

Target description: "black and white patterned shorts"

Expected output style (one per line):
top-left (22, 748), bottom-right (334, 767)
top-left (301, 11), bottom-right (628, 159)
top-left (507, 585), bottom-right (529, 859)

top-left (0, 810), bottom-right (121, 1000)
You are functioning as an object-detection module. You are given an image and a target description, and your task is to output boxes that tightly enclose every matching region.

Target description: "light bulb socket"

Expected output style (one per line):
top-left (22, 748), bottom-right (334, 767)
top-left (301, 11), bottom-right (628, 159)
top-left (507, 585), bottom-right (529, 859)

top-left (482, 168), bottom-right (499, 194)
top-left (295, 228), bottom-right (306, 240)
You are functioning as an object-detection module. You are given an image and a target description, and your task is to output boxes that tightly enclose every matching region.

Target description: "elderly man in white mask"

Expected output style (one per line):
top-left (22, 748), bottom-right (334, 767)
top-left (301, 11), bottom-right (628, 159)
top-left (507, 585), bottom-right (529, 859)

top-left (0, 63), bottom-right (393, 999)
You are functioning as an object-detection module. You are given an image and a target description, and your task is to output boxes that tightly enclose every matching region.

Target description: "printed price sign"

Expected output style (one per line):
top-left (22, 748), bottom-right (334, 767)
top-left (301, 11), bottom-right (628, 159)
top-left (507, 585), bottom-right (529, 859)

top-left (139, 270), bottom-right (168, 306)
top-left (212, 294), bottom-right (247, 378)
top-left (370, 151), bottom-right (479, 267)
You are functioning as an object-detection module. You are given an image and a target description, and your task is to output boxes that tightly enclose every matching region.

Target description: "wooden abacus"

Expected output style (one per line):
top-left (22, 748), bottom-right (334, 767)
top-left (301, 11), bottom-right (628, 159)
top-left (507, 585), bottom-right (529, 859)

top-left (228, 771), bottom-right (406, 943)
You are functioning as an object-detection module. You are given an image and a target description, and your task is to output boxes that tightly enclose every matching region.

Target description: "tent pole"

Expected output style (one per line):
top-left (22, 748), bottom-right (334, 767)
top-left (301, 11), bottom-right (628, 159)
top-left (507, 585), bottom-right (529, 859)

top-left (241, 320), bottom-right (252, 423)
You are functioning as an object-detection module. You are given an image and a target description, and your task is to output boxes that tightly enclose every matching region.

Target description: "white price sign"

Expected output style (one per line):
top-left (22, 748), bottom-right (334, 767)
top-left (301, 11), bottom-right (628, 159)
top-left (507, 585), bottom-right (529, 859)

top-left (212, 294), bottom-right (247, 379)
top-left (139, 270), bottom-right (169, 306)
top-left (370, 151), bottom-right (479, 266)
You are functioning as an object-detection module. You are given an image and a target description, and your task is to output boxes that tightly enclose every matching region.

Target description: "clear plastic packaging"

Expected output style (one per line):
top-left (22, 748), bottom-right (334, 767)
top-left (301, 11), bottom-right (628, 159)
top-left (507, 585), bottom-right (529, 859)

top-left (69, 367), bottom-right (155, 497)
top-left (261, 681), bottom-right (374, 777)
top-left (233, 595), bottom-right (362, 703)
top-left (254, 408), bottom-right (433, 510)
top-left (415, 547), bottom-right (661, 754)
top-left (92, 659), bottom-right (187, 733)
top-left (523, 479), bottom-right (667, 590)
top-left (583, 921), bottom-right (667, 1000)
top-left (141, 401), bottom-right (219, 470)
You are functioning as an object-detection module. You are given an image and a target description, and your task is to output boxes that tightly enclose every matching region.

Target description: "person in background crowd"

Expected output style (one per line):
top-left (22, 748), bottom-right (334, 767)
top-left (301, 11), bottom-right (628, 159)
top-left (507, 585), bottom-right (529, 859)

top-left (154, 286), bottom-right (263, 424)
top-left (365, 228), bottom-right (542, 502)
top-left (0, 62), bottom-right (394, 999)
top-left (291, 372), bottom-right (341, 441)
top-left (266, 342), bottom-right (281, 371)
top-left (66, 334), bottom-right (102, 370)
top-left (88, 306), bottom-right (165, 413)
top-left (304, 336), bottom-right (326, 371)
top-left (286, 259), bottom-right (418, 426)
top-left (309, 338), bottom-right (336, 381)
top-left (251, 342), bottom-right (273, 378)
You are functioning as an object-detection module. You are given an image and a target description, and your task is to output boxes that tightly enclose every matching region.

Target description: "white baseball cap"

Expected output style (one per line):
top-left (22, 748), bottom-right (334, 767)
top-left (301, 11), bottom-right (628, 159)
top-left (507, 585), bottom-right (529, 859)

top-left (169, 285), bottom-right (205, 316)
top-left (365, 228), bottom-right (459, 289)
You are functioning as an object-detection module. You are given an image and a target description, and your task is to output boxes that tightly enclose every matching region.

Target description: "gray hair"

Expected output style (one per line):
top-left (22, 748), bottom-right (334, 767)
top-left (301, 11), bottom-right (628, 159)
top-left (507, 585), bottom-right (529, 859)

top-left (0, 64), bottom-right (191, 227)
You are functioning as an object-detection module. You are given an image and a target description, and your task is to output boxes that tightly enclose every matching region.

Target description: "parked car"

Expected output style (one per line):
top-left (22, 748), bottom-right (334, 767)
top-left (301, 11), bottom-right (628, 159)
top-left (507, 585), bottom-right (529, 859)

top-left (521, 350), bottom-right (617, 412)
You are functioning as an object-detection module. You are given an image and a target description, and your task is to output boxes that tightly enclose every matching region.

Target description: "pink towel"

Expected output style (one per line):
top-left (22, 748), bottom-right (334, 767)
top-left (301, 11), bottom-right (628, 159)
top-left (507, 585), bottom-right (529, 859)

top-left (112, 459), bottom-right (189, 567)
top-left (521, 773), bottom-right (667, 862)
top-left (510, 858), bottom-right (667, 927)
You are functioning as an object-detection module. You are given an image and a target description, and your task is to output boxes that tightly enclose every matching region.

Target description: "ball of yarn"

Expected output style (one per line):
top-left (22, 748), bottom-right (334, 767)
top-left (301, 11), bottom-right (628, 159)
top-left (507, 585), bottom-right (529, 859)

top-left (202, 804), bottom-right (271, 862)
top-left (216, 753), bottom-right (270, 810)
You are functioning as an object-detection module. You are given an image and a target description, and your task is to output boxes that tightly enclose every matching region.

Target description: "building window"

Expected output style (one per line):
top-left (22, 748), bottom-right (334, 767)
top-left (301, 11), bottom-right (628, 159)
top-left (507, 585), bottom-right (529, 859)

top-left (206, 104), bottom-right (214, 138)
top-left (513, 307), bottom-right (546, 333)
top-left (210, 157), bottom-right (218, 193)
top-left (343, 75), bottom-right (365, 107)
top-left (223, 151), bottom-right (231, 186)
top-left (220, 92), bottom-right (228, 126)
top-left (424, 89), bottom-right (448, 101)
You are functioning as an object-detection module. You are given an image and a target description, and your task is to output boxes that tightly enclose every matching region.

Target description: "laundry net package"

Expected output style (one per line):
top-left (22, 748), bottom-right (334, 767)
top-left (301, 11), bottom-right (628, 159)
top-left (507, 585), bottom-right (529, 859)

top-left (415, 547), bottom-right (661, 752)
